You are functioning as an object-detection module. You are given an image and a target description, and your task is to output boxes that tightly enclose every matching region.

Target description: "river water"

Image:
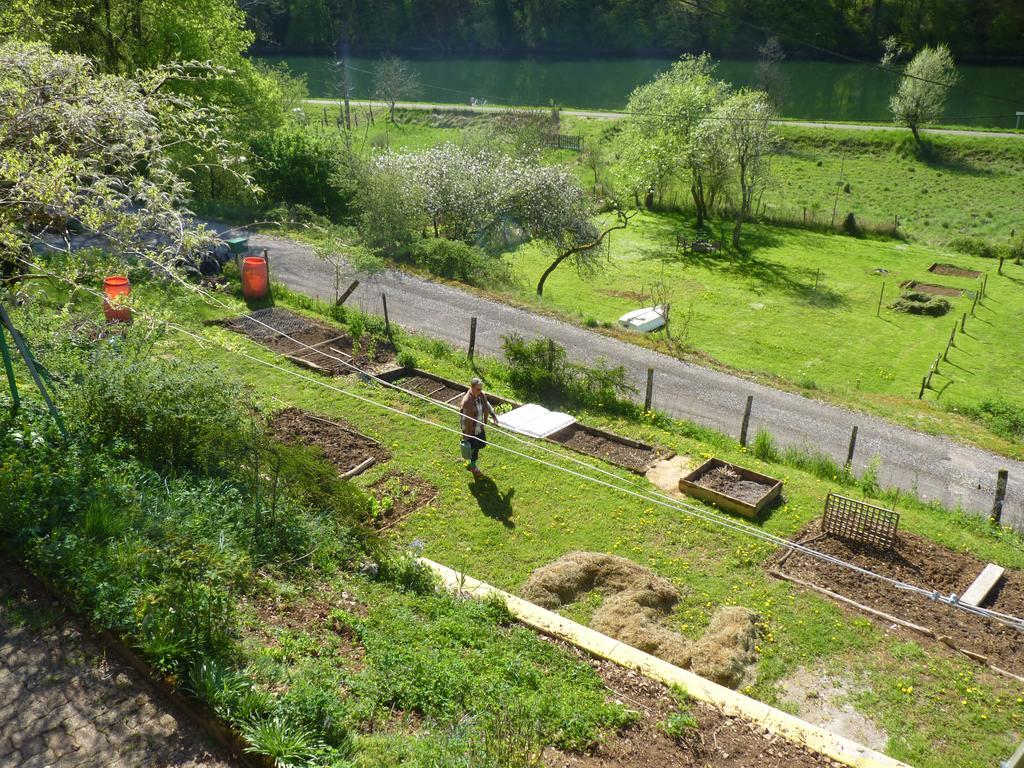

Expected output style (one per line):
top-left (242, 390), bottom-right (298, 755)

top-left (257, 55), bottom-right (1024, 128)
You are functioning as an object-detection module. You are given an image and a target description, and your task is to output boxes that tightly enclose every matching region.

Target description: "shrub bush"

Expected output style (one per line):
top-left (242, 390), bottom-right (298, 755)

top-left (947, 235), bottom-right (1000, 259)
top-left (410, 238), bottom-right (491, 283)
top-left (951, 399), bottom-right (1024, 442)
top-left (501, 334), bottom-right (635, 410)
top-left (250, 125), bottom-right (357, 218)
top-left (64, 349), bottom-right (256, 478)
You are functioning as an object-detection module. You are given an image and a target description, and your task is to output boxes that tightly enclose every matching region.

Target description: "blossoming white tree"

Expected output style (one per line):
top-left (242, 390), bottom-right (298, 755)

top-left (0, 42), bottom-right (251, 280)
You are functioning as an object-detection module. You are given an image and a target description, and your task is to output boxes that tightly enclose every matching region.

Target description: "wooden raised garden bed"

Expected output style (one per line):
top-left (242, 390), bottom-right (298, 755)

top-left (679, 458), bottom-right (782, 518)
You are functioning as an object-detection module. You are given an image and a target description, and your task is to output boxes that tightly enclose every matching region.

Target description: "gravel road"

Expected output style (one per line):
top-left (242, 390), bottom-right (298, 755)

top-left (234, 228), bottom-right (1023, 532)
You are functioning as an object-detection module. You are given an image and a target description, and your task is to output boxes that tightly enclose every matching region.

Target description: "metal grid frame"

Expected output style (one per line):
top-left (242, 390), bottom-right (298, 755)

top-left (822, 492), bottom-right (900, 550)
top-left (224, 308), bottom-right (318, 341)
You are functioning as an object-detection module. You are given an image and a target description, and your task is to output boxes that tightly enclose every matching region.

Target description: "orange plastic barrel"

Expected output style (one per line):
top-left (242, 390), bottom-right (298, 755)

top-left (102, 276), bottom-right (132, 323)
top-left (241, 256), bottom-right (269, 300)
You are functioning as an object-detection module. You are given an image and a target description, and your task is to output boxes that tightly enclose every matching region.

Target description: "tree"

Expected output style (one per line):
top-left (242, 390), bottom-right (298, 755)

top-left (0, 42), bottom-right (249, 280)
top-left (532, 207), bottom-right (635, 298)
top-left (373, 55), bottom-right (420, 122)
top-left (887, 43), bottom-right (959, 144)
top-left (706, 89), bottom-right (778, 249)
top-left (618, 55), bottom-right (727, 225)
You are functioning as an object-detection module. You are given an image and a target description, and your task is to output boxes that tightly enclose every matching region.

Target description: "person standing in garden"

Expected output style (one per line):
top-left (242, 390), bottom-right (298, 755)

top-left (460, 377), bottom-right (498, 477)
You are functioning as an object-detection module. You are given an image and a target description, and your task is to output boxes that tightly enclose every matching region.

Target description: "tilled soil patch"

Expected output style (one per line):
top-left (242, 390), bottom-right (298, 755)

top-left (369, 471), bottom-right (439, 530)
top-left (543, 637), bottom-right (840, 768)
top-left (222, 307), bottom-right (395, 374)
top-left (548, 425), bottom-right (659, 473)
top-left (268, 407), bottom-right (390, 474)
top-left (899, 280), bottom-right (964, 297)
top-left (695, 466), bottom-right (772, 505)
top-left (929, 263), bottom-right (982, 279)
top-left (770, 519), bottom-right (1024, 677)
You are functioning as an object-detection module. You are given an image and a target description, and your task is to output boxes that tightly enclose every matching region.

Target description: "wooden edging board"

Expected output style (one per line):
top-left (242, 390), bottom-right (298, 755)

top-left (679, 457), bottom-right (783, 518)
top-left (420, 557), bottom-right (912, 768)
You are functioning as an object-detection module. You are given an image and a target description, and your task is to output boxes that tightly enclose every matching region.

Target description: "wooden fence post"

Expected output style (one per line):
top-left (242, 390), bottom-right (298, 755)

top-left (999, 256), bottom-right (1004, 275)
top-left (739, 395), bottom-right (754, 447)
top-left (991, 468), bottom-right (1009, 525)
top-left (970, 290), bottom-right (979, 316)
top-left (845, 426), bottom-right (858, 469)
top-left (644, 368), bottom-right (654, 411)
top-left (337, 279), bottom-right (359, 306)
top-left (381, 292), bottom-right (391, 338)
top-left (468, 317), bottom-right (477, 359)
top-left (876, 281), bottom-right (885, 317)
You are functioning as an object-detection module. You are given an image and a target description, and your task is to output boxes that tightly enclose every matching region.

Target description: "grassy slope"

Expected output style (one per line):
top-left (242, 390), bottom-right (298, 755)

top-left (168, 280), bottom-right (1024, 768)
top-left (503, 212), bottom-right (1024, 457)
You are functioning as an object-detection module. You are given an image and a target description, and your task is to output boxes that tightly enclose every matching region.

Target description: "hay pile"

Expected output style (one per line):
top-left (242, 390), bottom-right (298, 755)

top-left (521, 552), bottom-right (760, 688)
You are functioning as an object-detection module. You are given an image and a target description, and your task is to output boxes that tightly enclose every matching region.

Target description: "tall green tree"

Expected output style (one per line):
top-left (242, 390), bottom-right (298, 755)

top-left (619, 55), bottom-right (727, 225)
top-left (705, 89), bottom-right (778, 249)
top-left (887, 43), bottom-right (959, 144)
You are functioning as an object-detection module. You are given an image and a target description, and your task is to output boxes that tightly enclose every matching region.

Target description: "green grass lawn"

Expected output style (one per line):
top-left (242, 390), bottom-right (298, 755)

top-left (137, 277), bottom-right (1024, 768)
top-left (487, 211), bottom-right (1024, 457)
top-left (562, 118), bottom-right (1024, 248)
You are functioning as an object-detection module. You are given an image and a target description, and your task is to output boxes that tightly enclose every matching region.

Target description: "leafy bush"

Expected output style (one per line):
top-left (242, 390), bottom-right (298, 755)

top-left (890, 291), bottom-right (951, 316)
top-left (947, 235), bottom-right (1000, 259)
top-left (250, 125), bottom-right (357, 218)
top-left (951, 399), bottom-right (1024, 442)
top-left (409, 238), bottom-right (491, 283)
top-left (502, 334), bottom-right (636, 410)
top-left (65, 349), bottom-right (256, 478)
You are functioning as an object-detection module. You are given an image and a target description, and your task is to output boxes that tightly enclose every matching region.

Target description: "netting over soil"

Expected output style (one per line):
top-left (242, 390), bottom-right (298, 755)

top-left (268, 408), bottom-right (391, 474)
top-left (929, 263), bottom-right (982, 278)
top-left (771, 520), bottom-right (1024, 677)
top-left (899, 280), bottom-right (964, 297)
top-left (547, 425), bottom-right (659, 473)
top-left (522, 552), bottom-right (759, 688)
top-left (392, 374), bottom-right (466, 405)
top-left (223, 308), bottom-right (395, 374)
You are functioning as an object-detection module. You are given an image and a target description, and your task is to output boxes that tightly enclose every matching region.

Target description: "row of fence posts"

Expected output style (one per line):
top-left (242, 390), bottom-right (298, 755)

top-left (919, 274), bottom-right (988, 399)
top-left (378, 303), bottom-right (1014, 527)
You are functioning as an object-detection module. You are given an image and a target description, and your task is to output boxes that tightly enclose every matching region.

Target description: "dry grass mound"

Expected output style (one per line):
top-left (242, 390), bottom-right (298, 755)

top-left (521, 552), bottom-right (760, 687)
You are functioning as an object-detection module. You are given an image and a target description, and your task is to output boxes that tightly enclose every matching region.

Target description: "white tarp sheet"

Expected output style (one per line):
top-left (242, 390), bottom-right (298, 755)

top-left (497, 403), bottom-right (576, 439)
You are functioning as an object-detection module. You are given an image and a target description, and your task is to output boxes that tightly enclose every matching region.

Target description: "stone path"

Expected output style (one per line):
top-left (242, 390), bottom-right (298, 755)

top-left (0, 558), bottom-right (236, 768)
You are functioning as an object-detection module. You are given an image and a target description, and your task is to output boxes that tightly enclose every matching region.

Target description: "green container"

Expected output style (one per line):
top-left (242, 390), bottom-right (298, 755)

top-left (224, 237), bottom-right (249, 255)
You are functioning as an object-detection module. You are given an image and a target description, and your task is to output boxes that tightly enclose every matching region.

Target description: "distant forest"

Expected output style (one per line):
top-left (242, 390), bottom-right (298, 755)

top-left (250, 0), bottom-right (1024, 60)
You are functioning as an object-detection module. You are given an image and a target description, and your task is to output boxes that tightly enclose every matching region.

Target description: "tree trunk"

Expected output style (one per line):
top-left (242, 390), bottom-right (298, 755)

top-left (910, 122), bottom-right (921, 144)
top-left (644, 186), bottom-right (655, 210)
top-left (732, 213), bottom-right (744, 249)
top-left (691, 177), bottom-right (706, 227)
top-left (536, 252), bottom-right (570, 296)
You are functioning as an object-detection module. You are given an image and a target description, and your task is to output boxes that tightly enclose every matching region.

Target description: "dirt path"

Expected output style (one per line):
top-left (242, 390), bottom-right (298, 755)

top-left (0, 557), bottom-right (236, 768)
top-left (225, 227), bottom-right (1024, 532)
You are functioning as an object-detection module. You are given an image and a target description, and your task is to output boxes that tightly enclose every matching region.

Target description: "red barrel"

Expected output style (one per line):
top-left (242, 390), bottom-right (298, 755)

top-left (102, 276), bottom-right (132, 323)
top-left (241, 257), bottom-right (269, 300)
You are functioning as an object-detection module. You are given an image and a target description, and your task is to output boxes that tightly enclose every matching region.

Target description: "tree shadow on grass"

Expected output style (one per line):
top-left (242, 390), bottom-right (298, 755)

top-left (468, 475), bottom-right (515, 529)
top-left (648, 227), bottom-right (848, 309)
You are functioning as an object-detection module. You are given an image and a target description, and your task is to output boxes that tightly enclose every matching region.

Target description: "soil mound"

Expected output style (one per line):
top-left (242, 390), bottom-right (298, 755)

top-left (522, 552), bottom-right (759, 686)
